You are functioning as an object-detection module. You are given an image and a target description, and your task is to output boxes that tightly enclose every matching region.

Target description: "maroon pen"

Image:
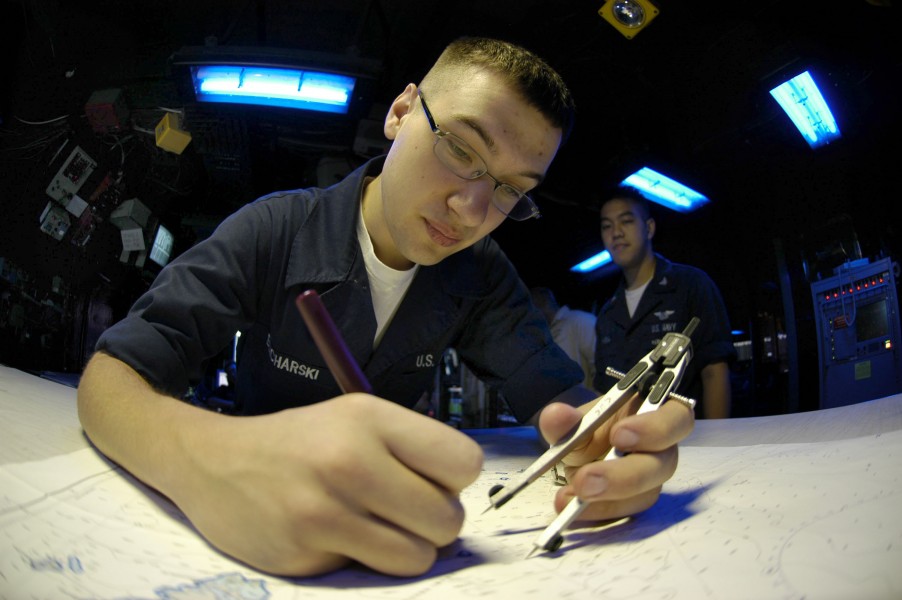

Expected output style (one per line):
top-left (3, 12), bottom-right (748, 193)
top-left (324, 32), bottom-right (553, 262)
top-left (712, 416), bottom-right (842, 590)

top-left (294, 289), bottom-right (373, 394)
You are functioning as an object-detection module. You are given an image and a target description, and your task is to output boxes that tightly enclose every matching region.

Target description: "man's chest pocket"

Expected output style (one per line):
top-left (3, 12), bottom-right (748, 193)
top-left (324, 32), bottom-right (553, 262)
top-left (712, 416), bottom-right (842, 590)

top-left (371, 350), bottom-right (444, 409)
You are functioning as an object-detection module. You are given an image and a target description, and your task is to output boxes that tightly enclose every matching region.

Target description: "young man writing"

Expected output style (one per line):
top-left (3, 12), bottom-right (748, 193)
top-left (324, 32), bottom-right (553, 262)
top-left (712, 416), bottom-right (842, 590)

top-left (77, 38), bottom-right (695, 577)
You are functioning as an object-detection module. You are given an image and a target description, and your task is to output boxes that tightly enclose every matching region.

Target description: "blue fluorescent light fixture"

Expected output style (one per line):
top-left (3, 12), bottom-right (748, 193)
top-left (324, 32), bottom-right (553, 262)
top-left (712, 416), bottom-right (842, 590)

top-left (570, 250), bottom-right (612, 273)
top-left (769, 70), bottom-right (840, 149)
top-left (190, 65), bottom-right (356, 114)
top-left (621, 167), bottom-right (709, 212)
top-left (170, 46), bottom-right (381, 117)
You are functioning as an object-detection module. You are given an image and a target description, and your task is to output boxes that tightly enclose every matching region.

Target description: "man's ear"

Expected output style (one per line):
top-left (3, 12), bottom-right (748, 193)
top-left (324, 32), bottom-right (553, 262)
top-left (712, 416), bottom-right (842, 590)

top-left (384, 83), bottom-right (417, 141)
top-left (646, 217), bottom-right (656, 241)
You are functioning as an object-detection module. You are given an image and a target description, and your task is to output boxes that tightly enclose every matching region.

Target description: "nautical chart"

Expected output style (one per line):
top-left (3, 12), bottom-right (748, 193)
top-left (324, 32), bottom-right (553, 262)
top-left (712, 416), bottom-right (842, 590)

top-left (2, 428), bottom-right (901, 599)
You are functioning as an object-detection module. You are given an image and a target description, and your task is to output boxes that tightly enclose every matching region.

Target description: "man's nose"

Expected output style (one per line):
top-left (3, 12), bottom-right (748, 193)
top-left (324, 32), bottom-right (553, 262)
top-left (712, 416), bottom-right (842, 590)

top-left (448, 178), bottom-right (494, 227)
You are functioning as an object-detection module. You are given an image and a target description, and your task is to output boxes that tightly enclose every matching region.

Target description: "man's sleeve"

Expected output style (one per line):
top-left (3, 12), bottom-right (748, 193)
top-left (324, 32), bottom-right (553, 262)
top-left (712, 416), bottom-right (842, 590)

top-left (96, 202), bottom-right (275, 397)
top-left (453, 245), bottom-right (584, 422)
top-left (690, 271), bottom-right (736, 369)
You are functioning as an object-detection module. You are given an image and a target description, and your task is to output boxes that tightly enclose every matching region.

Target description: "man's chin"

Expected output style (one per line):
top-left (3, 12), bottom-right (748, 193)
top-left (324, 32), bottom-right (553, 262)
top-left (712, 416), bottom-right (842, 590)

top-left (409, 243), bottom-right (467, 267)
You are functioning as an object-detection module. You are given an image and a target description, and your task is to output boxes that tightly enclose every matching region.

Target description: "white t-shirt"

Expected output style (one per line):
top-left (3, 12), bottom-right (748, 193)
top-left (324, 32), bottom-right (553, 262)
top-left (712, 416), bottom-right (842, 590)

top-left (625, 278), bottom-right (651, 318)
top-left (356, 204), bottom-right (418, 346)
top-left (550, 305), bottom-right (597, 390)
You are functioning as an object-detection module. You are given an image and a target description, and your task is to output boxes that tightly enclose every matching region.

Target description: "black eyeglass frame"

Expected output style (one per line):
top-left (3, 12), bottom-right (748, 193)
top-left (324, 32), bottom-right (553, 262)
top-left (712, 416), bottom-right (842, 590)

top-left (418, 91), bottom-right (542, 221)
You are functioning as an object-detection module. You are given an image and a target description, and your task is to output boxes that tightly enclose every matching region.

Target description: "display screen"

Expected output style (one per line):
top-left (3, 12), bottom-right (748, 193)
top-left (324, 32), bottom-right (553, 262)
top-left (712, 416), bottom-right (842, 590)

top-left (149, 225), bottom-right (174, 267)
top-left (856, 299), bottom-right (889, 342)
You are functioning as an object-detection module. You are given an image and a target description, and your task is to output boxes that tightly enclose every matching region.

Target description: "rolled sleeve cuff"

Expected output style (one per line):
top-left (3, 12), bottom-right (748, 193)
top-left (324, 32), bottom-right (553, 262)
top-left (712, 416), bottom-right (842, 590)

top-left (95, 316), bottom-right (194, 398)
top-left (499, 345), bottom-right (583, 423)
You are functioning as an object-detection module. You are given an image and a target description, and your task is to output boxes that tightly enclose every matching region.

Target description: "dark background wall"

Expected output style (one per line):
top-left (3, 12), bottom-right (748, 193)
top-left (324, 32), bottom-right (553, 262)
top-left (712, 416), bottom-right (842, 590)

top-left (1, 0), bottom-right (898, 416)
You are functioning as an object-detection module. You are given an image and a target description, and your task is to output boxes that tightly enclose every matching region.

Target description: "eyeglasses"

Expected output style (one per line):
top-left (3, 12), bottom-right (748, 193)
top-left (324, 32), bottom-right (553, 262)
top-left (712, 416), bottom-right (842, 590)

top-left (418, 91), bottom-right (541, 221)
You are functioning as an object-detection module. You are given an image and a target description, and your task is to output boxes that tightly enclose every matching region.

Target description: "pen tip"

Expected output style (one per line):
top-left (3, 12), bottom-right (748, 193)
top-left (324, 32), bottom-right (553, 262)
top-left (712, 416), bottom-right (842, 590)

top-left (481, 504), bottom-right (494, 515)
top-left (526, 546), bottom-right (540, 559)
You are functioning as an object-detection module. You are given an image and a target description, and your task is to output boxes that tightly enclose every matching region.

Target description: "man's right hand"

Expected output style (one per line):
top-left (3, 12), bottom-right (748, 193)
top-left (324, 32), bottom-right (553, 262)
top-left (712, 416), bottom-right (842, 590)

top-left (77, 353), bottom-right (483, 577)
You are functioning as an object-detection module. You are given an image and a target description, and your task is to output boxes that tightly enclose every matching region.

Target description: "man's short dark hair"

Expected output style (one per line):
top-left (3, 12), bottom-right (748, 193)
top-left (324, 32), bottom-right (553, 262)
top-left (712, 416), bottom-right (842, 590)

top-left (600, 185), bottom-right (653, 221)
top-left (421, 37), bottom-right (576, 143)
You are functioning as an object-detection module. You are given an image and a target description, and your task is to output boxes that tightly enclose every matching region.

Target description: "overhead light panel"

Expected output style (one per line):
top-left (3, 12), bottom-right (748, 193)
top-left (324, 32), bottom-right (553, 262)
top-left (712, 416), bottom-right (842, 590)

top-left (769, 70), bottom-right (841, 149)
top-left (170, 46), bottom-right (381, 116)
top-left (190, 65), bottom-right (356, 114)
top-left (621, 167), bottom-right (709, 212)
top-left (599, 0), bottom-right (660, 39)
top-left (570, 250), bottom-right (612, 273)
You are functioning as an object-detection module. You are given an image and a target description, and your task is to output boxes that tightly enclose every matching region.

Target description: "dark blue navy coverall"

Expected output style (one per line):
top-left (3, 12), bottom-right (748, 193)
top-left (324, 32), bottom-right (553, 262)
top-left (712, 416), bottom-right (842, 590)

top-left (98, 158), bottom-right (582, 421)
top-left (593, 254), bottom-right (735, 413)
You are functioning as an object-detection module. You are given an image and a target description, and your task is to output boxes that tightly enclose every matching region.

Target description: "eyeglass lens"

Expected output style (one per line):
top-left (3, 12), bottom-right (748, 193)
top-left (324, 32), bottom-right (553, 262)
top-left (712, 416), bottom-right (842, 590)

top-left (421, 92), bottom-right (539, 221)
top-left (432, 137), bottom-right (537, 221)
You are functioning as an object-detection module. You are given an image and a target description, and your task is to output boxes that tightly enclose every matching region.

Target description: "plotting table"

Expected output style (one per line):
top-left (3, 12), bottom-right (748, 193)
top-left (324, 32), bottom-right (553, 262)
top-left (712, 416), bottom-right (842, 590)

top-left (1, 364), bottom-right (900, 599)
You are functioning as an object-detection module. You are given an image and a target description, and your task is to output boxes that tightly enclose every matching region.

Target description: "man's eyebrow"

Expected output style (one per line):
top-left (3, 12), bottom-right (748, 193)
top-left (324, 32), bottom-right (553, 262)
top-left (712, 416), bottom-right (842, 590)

top-left (601, 210), bottom-right (637, 222)
top-left (452, 113), bottom-right (546, 184)
top-left (455, 114), bottom-right (497, 152)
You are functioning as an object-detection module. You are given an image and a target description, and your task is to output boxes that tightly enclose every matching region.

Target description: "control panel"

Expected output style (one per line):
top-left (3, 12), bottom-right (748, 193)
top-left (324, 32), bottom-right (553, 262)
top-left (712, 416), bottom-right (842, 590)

top-left (811, 256), bottom-right (902, 408)
top-left (46, 146), bottom-right (97, 203)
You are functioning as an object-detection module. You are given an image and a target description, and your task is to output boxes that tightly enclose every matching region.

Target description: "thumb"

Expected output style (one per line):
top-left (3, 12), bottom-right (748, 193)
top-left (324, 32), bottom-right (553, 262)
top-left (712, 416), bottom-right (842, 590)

top-left (537, 402), bottom-right (586, 446)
